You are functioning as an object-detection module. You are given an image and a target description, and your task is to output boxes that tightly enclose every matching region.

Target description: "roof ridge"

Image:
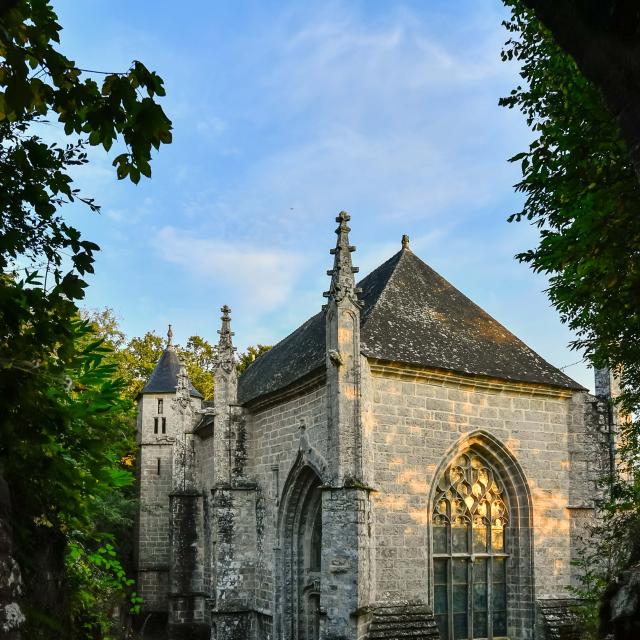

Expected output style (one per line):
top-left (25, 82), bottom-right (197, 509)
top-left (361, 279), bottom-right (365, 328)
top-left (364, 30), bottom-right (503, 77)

top-left (237, 241), bottom-right (583, 405)
top-left (359, 248), bottom-right (408, 329)
top-left (402, 251), bottom-right (576, 382)
top-left (359, 249), bottom-right (582, 390)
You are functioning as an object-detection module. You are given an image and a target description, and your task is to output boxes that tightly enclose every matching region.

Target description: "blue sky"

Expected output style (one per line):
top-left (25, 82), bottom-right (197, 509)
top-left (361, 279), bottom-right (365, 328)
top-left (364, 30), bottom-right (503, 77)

top-left (53, 0), bottom-right (592, 390)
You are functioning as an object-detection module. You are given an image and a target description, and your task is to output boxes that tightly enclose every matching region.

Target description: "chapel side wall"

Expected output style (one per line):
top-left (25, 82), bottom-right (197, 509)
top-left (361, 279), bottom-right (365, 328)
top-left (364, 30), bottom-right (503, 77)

top-left (370, 371), bottom-right (597, 604)
top-left (195, 429), bottom-right (216, 600)
top-left (567, 392), bottom-right (611, 587)
top-left (246, 383), bottom-right (328, 617)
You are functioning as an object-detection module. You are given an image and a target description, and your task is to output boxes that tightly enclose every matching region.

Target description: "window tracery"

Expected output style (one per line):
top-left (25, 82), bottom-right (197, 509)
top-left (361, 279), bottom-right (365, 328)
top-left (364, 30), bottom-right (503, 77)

top-left (432, 452), bottom-right (509, 639)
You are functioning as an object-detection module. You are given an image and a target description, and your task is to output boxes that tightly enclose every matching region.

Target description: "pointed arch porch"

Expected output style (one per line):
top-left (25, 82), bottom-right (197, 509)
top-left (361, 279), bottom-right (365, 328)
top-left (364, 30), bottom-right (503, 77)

top-left (275, 448), bottom-right (327, 640)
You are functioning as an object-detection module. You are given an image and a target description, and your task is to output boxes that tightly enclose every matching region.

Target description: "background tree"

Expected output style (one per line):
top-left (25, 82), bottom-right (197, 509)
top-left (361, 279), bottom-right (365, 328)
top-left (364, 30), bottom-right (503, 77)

top-left (182, 335), bottom-right (216, 400)
top-left (501, 1), bottom-right (640, 635)
top-left (518, 1), bottom-right (640, 183)
top-left (0, 1), bottom-right (172, 636)
top-left (237, 343), bottom-right (272, 375)
top-left (84, 308), bottom-right (273, 400)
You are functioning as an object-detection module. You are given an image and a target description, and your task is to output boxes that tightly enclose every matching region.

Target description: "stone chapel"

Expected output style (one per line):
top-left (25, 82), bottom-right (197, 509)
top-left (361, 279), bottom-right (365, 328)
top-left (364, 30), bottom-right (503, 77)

top-left (134, 212), bottom-right (613, 640)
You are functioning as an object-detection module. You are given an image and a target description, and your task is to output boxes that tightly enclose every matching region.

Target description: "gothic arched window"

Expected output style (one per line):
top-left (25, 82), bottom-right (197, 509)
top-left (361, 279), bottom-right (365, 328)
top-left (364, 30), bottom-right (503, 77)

top-left (432, 452), bottom-right (509, 639)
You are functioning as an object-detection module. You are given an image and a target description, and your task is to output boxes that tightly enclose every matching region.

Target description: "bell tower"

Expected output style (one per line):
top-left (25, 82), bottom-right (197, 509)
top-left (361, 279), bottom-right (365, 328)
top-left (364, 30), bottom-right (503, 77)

top-left (135, 326), bottom-right (203, 619)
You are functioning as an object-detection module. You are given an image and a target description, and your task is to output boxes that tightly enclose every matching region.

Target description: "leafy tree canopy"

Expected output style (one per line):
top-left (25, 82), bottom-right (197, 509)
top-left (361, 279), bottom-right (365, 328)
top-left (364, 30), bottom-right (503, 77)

top-left (237, 343), bottom-right (272, 375)
top-left (0, 0), bottom-right (171, 181)
top-left (0, 2), bottom-right (172, 634)
top-left (501, 1), bottom-right (640, 634)
top-left (518, 0), bottom-right (640, 182)
top-left (501, 0), bottom-right (640, 403)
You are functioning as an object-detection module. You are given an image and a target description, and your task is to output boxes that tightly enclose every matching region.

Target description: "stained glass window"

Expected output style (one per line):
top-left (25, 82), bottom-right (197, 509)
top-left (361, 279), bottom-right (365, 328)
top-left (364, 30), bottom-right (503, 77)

top-left (432, 453), bottom-right (510, 639)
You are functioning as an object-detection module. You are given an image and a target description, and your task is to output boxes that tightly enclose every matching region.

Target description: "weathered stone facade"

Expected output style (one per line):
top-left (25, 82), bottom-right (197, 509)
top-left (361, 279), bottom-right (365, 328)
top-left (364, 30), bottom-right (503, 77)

top-left (135, 213), bottom-right (611, 640)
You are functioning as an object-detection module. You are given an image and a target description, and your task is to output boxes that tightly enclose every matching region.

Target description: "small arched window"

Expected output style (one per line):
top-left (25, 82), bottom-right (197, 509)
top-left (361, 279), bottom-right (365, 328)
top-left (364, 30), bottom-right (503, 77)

top-left (309, 505), bottom-right (322, 572)
top-left (432, 452), bottom-right (509, 639)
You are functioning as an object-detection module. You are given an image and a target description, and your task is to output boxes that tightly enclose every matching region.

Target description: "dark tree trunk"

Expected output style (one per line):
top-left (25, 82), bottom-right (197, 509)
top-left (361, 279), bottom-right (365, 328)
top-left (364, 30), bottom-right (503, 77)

top-left (521, 0), bottom-right (640, 183)
top-left (0, 473), bottom-right (24, 639)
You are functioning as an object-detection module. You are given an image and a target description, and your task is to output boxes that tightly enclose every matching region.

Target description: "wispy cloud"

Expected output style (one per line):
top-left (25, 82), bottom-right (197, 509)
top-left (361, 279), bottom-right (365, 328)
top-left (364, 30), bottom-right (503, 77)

top-left (170, 1), bottom-right (524, 240)
top-left (152, 226), bottom-right (304, 313)
top-left (54, 0), bottom-right (592, 388)
top-left (195, 115), bottom-right (228, 140)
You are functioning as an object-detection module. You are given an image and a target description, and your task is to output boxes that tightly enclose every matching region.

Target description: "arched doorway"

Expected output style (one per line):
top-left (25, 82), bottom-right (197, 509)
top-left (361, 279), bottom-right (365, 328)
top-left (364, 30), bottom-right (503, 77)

top-left (280, 465), bottom-right (323, 640)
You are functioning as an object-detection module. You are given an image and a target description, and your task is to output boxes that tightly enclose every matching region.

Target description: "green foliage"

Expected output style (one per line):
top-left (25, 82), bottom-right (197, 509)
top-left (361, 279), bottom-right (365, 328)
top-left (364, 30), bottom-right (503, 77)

top-left (0, 0), bottom-right (171, 183)
top-left (66, 542), bottom-right (141, 639)
top-left (84, 308), bottom-right (273, 401)
top-left (182, 334), bottom-right (216, 400)
top-left (501, 0), bottom-right (640, 629)
top-left (0, 2), bottom-right (171, 635)
top-left (237, 343), bottom-right (272, 375)
top-left (500, 1), bottom-right (640, 377)
top-left (2, 315), bottom-right (137, 637)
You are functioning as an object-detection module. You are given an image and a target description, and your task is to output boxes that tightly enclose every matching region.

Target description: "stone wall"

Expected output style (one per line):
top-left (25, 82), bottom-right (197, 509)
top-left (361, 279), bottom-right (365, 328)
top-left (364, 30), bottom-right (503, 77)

top-left (137, 392), bottom-right (202, 611)
top-left (368, 363), bottom-right (605, 639)
top-left (246, 382), bottom-right (328, 620)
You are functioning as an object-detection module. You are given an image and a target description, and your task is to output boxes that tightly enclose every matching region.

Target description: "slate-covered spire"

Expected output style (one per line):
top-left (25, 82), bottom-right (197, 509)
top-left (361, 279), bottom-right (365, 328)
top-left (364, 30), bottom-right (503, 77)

top-left (140, 325), bottom-right (203, 398)
top-left (323, 211), bottom-right (361, 306)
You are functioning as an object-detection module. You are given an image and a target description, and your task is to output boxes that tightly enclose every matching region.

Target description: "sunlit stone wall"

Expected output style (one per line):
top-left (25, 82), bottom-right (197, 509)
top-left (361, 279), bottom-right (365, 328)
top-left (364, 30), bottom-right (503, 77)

top-left (368, 364), bottom-right (604, 640)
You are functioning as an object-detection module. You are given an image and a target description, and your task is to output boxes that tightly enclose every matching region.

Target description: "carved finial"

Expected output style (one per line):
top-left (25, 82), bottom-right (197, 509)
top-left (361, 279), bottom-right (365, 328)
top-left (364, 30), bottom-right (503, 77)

top-left (298, 418), bottom-right (309, 452)
top-left (323, 211), bottom-right (362, 306)
top-left (167, 324), bottom-right (174, 349)
top-left (214, 305), bottom-right (236, 373)
top-left (174, 362), bottom-right (191, 410)
top-left (402, 234), bottom-right (410, 250)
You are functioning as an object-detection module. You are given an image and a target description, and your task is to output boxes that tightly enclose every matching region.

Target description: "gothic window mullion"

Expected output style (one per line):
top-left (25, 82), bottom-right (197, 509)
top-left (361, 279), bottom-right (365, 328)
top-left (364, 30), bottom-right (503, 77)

top-left (432, 452), bottom-right (510, 640)
top-left (448, 555), bottom-right (453, 640)
top-left (467, 554), bottom-right (473, 640)
top-left (489, 565), bottom-right (496, 628)
top-left (488, 518), bottom-right (493, 640)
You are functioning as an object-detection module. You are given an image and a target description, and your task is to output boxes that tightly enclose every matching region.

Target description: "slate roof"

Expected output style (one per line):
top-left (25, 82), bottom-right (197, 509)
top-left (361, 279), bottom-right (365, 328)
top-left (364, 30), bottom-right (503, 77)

top-left (141, 347), bottom-right (203, 398)
top-left (365, 600), bottom-right (440, 639)
top-left (237, 247), bottom-right (582, 405)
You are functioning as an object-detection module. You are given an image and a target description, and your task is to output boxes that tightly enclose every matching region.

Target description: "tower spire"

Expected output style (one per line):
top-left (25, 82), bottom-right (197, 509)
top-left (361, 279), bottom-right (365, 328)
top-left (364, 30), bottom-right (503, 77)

top-left (167, 323), bottom-right (174, 349)
top-left (323, 211), bottom-right (361, 305)
top-left (214, 305), bottom-right (236, 373)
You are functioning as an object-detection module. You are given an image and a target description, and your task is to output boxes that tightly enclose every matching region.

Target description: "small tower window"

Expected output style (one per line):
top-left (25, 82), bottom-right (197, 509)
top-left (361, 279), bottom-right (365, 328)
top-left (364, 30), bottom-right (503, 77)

top-left (161, 417), bottom-right (167, 434)
top-left (153, 417), bottom-right (159, 434)
top-left (157, 458), bottom-right (161, 475)
top-left (157, 398), bottom-right (163, 414)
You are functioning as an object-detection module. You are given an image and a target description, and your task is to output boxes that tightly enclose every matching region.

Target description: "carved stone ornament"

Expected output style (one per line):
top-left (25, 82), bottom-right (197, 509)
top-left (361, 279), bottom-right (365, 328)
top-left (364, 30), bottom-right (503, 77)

top-left (298, 418), bottom-right (310, 453)
top-left (328, 349), bottom-right (344, 367)
top-left (213, 304), bottom-right (237, 374)
top-left (329, 556), bottom-right (350, 573)
top-left (323, 211), bottom-right (362, 307)
top-left (433, 452), bottom-right (509, 528)
top-left (172, 363), bottom-right (192, 414)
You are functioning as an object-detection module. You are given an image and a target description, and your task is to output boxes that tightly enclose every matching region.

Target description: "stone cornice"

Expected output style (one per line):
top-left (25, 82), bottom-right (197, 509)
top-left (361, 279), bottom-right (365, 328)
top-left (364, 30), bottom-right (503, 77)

top-left (243, 369), bottom-right (326, 413)
top-left (138, 437), bottom-right (176, 447)
top-left (368, 359), bottom-right (575, 399)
